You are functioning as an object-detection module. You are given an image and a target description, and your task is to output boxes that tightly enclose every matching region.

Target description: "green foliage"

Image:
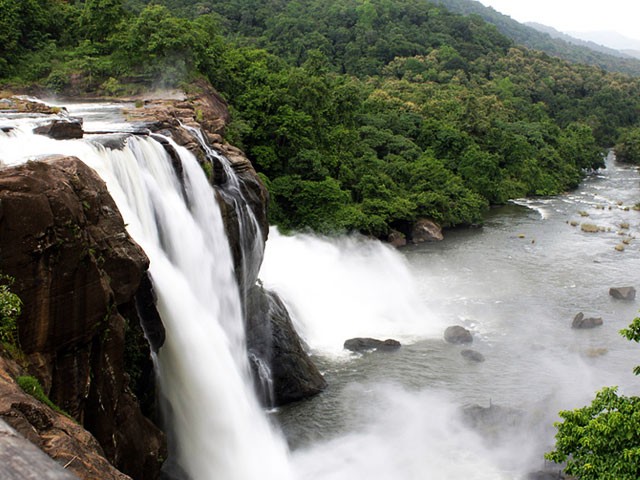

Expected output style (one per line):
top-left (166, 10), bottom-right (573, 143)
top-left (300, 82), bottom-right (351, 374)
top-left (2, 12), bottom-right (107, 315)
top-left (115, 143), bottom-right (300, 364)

top-left (16, 375), bottom-right (65, 414)
top-left (546, 317), bottom-right (640, 479)
top-left (0, 275), bottom-right (21, 346)
top-left (4, 0), bottom-right (640, 237)
top-left (615, 128), bottom-right (640, 165)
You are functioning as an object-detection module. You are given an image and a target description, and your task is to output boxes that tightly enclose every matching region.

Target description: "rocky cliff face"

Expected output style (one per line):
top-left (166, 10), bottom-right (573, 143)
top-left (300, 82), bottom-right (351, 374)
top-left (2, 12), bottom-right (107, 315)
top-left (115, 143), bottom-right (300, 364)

top-left (0, 158), bottom-right (166, 479)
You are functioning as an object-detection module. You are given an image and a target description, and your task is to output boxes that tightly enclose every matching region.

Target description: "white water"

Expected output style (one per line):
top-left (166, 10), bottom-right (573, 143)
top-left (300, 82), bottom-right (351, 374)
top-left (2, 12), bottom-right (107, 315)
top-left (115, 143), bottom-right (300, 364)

top-left (263, 156), bottom-right (640, 480)
top-left (0, 120), bottom-right (292, 480)
top-left (260, 229), bottom-right (446, 355)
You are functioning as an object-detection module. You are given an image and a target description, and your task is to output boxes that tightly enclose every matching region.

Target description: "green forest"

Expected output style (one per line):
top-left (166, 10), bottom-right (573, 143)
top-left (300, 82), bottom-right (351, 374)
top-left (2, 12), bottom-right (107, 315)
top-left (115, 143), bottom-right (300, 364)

top-left (2, 0), bottom-right (640, 238)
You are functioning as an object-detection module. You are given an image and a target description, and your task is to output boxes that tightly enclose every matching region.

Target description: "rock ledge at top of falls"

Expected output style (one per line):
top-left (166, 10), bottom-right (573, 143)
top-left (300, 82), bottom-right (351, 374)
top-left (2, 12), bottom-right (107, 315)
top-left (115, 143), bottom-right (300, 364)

top-left (0, 157), bottom-right (166, 480)
top-left (444, 325), bottom-right (473, 344)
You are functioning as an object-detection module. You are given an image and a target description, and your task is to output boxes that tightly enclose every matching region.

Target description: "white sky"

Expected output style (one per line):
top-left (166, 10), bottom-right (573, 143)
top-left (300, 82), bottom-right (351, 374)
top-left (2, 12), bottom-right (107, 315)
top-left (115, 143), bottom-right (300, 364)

top-left (477, 0), bottom-right (640, 43)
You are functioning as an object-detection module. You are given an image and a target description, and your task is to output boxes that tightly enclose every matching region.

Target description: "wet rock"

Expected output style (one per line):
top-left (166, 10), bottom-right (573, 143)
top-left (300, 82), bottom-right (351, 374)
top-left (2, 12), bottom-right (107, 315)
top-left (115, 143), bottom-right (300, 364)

top-left (33, 117), bottom-right (84, 140)
top-left (388, 230), bottom-right (407, 248)
top-left (0, 418), bottom-right (84, 480)
top-left (0, 357), bottom-right (130, 480)
top-left (0, 158), bottom-right (166, 479)
top-left (461, 403), bottom-right (522, 442)
top-left (411, 218), bottom-right (444, 243)
top-left (245, 286), bottom-right (326, 406)
top-left (461, 349), bottom-right (485, 362)
top-left (88, 133), bottom-right (133, 150)
top-left (572, 312), bottom-right (603, 329)
top-left (609, 286), bottom-right (636, 301)
top-left (444, 325), bottom-right (473, 344)
top-left (343, 338), bottom-right (402, 352)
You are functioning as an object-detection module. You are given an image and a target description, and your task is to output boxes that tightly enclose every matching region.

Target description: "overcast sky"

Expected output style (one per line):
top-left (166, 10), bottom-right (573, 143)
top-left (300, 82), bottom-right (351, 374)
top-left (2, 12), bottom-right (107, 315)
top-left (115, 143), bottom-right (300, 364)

top-left (477, 0), bottom-right (640, 43)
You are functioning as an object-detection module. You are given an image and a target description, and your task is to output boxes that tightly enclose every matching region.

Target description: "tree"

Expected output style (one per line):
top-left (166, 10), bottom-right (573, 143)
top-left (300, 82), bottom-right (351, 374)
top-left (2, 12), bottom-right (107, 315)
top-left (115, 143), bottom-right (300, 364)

top-left (545, 316), bottom-right (640, 480)
top-left (79, 0), bottom-right (127, 43)
top-left (615, 127), bottom-right (640, 165)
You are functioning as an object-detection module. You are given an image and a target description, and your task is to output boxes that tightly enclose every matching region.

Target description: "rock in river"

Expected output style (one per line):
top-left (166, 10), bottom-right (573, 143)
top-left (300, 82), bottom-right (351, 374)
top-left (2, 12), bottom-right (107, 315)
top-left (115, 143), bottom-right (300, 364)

top-left (609, 286), bottom-right (636, 301)
top-left (461, 349), bottom-right (485, 362)
top-left (572, 312), bottom-right (603, 329)
top-left (444, 325), bottom-right (473, 344)
top-left (344, 338), bottom-right (402, 352)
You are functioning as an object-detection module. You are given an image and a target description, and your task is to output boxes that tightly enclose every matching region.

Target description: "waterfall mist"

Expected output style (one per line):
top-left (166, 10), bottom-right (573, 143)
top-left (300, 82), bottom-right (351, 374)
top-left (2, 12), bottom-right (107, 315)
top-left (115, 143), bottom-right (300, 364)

top-left (260, 229), bottom-right (446, 354)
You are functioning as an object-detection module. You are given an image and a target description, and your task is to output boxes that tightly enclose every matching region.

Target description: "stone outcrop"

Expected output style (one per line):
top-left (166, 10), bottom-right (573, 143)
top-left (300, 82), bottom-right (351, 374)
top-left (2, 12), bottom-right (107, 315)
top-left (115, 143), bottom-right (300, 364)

top-left (572, 312), bottom-right (603, 329)
top-left (0, 357), bottom-right (127, 480)
top-left (245, 286), bottom-right (327, 406)
top-left (444, 325), bottom-right (473, 344)
top-left (0, 418), bottom-right (81, 480)
top-left (33, 117), bottom-right (84, 140)
top-left (411, 218), bottom-right (444, 243)
top-left (0, 158), bottom-right (166, 479)
top-left (344, 338), bottom-right (402, 352)
top-left (609, 286), bottom-right (636, 301)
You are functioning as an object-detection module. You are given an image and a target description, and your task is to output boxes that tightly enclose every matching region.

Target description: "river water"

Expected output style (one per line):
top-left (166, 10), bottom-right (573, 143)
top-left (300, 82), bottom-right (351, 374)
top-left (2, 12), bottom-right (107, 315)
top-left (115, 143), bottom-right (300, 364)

top-left (261, 153), bottom-right (640, 479)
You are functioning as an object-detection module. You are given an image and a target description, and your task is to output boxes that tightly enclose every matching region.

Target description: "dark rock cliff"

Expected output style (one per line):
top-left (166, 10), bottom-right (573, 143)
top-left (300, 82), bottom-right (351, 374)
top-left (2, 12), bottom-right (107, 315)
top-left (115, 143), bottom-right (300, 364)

top-left (0, 158), bottom-right (166, 480)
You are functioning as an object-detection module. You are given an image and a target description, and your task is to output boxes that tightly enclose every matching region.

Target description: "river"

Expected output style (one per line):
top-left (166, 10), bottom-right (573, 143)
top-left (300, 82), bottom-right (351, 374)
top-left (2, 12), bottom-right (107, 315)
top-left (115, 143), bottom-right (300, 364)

top-left (261, 153), bottom-right (640, 479)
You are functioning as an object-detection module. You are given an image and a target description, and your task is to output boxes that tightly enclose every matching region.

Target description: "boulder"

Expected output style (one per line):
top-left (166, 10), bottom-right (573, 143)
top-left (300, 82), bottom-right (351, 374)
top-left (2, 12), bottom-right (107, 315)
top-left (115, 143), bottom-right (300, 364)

top-left (461, 349), bottom-right (485, 362)
top-left (343, 338), bottom-right (402, 352)
top-left (572, 312), bottom-right (603, 329)
top-left (0, 158), bottom-right (166, 479)
top-left (0, 354), bottom-right (131, 480)
top-left (609, 286), bottom-right (636, 301)
top-left (245, 286), bottom-right (326, 406)
top-left (411, 218), bottom-right (444, 243)
top-left (33, 118), bottom-right (84, 140)
top-left (444, 326), bottom-right (473, 344)
top-left (387, 230), bottom-right (407, 248)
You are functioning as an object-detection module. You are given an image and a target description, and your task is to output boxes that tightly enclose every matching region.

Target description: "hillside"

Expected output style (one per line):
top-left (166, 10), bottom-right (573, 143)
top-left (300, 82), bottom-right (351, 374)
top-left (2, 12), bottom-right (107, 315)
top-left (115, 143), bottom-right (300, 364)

top-left (2, 0), bottom-right (640, 239)
top-left (525, 22), bottom-right (633, 59)
top-left (430, 0), bottom-right (640, 76)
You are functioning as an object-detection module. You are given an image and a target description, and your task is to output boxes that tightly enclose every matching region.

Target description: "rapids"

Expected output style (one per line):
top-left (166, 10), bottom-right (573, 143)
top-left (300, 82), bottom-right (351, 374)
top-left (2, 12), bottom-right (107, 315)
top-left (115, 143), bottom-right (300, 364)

top-left (262, 152), bottom-right (640, 479)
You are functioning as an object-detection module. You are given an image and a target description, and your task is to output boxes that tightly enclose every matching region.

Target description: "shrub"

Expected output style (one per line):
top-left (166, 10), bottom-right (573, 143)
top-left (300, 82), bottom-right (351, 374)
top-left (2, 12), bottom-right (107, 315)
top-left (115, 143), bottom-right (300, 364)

top-left (16, 375), bottom-right (64, 414)
top-left (0, 275), bottom-right (21, 345)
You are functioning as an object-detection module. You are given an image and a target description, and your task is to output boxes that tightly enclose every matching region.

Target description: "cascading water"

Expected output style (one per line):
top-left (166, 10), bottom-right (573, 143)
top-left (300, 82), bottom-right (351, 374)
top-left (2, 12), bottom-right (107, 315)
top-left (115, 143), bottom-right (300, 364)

top-left (0, 117), bottom-right (292, 480)
top-left (259, 229), bottom-right (446, 355)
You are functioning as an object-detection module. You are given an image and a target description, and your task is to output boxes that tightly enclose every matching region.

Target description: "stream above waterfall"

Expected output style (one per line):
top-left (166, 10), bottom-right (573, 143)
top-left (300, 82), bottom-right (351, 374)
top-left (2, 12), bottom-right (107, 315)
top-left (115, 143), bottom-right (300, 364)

top-left (262, 153), bottom-right (640, 479)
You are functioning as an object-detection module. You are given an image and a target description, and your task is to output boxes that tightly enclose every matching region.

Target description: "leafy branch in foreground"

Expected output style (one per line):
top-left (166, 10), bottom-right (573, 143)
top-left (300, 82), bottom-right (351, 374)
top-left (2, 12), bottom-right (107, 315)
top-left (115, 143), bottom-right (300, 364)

top-left (545, 316), bottom-right (640, 480)
top-left (0, 274), bottom-right (21, 346)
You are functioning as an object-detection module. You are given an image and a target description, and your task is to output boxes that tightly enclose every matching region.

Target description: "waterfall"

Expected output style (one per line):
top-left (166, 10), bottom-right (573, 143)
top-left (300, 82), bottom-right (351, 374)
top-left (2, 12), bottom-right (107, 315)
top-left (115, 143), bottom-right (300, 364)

top-left (0, 124), bottom-right (292, 480)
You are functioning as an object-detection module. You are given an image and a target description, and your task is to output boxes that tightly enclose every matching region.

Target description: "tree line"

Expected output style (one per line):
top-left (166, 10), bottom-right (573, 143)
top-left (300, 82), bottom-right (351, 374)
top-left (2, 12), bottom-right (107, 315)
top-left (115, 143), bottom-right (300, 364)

top-left (2, 0), bottom-right (640, 238)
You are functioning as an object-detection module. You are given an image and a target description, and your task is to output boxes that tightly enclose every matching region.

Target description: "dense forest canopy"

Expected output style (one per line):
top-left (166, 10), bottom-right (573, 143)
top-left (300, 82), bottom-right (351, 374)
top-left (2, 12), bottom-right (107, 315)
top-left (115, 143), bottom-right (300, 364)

top-left (2, 0), bottom-right (640, 237)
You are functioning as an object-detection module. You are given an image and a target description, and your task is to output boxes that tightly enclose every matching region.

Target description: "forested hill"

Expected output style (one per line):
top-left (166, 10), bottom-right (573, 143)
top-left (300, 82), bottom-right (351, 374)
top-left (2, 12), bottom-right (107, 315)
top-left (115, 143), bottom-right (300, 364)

top-left (430, 0), bottom-right (640, 77)
top-left (2, 0), bottom-right (640, 239)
